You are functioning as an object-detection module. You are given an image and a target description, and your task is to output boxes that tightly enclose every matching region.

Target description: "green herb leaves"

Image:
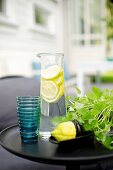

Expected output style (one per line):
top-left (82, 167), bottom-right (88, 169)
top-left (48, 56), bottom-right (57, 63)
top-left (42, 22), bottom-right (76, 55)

top-left (67, 86), bottom-right (113, 149)
top-left (52, 86), bottom-right (113, 149)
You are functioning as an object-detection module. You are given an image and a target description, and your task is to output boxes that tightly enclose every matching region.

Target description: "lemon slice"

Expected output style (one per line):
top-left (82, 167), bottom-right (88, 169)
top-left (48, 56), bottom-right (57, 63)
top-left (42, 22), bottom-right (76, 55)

top-left (54, 83), bottom-right (64, 102)
top-left (54, 70), bottom-right (64, 85)
top-left (56, 75), bottom-right (64, 85)
top-left (42, 65), bottom-right (62, 80)
top-left (42, 83), bottom-right (64, 103)
top-left (41, 79), bottom-right (58, 101)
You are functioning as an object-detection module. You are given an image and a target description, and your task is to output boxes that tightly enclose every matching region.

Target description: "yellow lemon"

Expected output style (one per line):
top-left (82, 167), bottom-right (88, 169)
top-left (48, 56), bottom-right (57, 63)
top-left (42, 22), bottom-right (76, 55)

top-left (51, 121), bottom-right (76, 142)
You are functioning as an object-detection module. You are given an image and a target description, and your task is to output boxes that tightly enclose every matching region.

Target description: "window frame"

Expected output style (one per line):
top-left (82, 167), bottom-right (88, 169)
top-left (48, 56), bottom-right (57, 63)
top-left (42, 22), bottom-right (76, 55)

top-left (34, 4), bottom-right (50, 28)
top-left (31, 1), bottom-right (56, 36)
top-left (0, 0), bottom-right (18, 28)
top-left (70, 0), bottom-right (105, 46)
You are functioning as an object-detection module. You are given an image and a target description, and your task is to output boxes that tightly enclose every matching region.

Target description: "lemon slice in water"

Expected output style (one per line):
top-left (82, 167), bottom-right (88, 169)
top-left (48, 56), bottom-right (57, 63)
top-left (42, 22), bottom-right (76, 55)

top-left (54, 70), bottom-right (64, 85)
top-left (42, 65), bottom-right (62, 80)
top-left (41, 65), bottom-right (64, 103)
top-left (41, 79), bottom-right (59, 101)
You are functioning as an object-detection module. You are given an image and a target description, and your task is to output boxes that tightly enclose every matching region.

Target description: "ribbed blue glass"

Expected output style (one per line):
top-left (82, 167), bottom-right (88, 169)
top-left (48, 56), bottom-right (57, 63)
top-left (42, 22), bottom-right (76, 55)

top-left (17, 96), bottom-right (40, 143)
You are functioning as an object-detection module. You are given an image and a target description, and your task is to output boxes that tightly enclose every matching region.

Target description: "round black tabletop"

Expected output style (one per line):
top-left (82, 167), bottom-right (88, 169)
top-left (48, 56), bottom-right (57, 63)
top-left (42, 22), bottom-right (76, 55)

top-left (1, 125), bottom-right (113, 170)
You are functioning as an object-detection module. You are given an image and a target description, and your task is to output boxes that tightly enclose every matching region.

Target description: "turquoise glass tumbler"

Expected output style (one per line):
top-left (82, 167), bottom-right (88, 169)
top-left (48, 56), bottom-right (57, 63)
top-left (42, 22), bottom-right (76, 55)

top-left (17, 96), bottom-right (40, 143)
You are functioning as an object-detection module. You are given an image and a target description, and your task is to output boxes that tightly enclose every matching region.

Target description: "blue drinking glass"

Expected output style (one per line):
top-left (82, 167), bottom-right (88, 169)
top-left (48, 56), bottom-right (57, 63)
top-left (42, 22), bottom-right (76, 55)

top-left (17, 96), bottom-right (40, 143)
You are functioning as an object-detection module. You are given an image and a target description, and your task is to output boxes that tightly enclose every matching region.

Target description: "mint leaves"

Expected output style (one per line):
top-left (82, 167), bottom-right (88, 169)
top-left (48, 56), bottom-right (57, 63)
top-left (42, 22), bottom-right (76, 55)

top-left (52, 86), bottom-right (113, 149)
top-left (67, 86), bottom-right (113, 149)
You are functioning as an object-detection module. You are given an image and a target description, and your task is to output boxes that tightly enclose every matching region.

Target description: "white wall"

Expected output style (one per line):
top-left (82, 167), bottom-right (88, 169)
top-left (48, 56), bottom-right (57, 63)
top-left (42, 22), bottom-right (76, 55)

top-left (0, 0), bottom-right (64, 77)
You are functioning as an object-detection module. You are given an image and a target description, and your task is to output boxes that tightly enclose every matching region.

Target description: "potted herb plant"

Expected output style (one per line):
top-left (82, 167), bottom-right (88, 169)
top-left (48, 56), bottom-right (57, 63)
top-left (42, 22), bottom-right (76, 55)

top-left (52, 86), bottom-right (113, 150)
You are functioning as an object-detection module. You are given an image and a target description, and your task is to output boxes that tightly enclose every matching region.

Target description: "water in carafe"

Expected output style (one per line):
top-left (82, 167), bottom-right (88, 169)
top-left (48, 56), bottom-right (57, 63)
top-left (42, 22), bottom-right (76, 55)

top-left (37, 53), bottom-right (66, 139)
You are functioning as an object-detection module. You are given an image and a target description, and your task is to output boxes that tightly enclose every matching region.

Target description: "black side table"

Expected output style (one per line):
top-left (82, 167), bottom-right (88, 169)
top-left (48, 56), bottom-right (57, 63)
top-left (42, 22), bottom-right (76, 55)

top-left (1, 125), bottom-right (113, 170)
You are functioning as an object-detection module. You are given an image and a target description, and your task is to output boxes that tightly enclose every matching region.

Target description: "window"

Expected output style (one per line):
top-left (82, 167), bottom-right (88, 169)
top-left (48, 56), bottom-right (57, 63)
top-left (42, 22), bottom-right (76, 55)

top-left (0, 0), bottom-right (3, 13)
top-left (70, 0), bottom-right (104, 46)
top-left (0, 0), bottom-right (6, 14)
top-left (90, 0), bottom-right (101, 34)
top-left (0, 0), bottom-right (19, 27)
top-left (34, 5), bottom-right (50, 28)
top-left (33, 3), bottom-right (56, 35)
top-left (35, 6), bottom-right (49, 26)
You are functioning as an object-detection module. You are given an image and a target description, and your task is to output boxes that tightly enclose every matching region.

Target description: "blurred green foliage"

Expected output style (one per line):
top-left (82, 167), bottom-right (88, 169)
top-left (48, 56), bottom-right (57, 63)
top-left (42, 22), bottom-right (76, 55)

top-left (106, 0), bottom-right (113, 55)
top-left (91, 70), bottom-right (113, 83)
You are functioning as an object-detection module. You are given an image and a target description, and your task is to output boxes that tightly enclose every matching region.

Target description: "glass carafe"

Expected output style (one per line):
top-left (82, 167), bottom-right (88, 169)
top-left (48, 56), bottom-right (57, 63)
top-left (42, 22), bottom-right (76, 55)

top-left (37, 53), bottom-right (66, 139)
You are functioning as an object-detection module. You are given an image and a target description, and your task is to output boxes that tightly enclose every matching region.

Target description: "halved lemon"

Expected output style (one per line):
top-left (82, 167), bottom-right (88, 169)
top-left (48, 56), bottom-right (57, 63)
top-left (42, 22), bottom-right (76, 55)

top-left (42, 65), bottom-right (62, 80)
top-left (41, 79), bottom-right (59, 102)
top-left (51, 121), bottom-right (76, 142)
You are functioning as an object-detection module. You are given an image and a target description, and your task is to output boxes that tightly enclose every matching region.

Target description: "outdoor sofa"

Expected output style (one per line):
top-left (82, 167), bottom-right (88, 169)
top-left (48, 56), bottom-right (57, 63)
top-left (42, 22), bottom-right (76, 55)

top-left (0, 76), bottom-right (113, 170)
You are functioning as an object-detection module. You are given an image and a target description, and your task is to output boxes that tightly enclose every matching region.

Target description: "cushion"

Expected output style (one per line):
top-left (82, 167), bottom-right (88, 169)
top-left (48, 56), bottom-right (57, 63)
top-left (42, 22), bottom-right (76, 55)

top-left (0, 76), bottom-right (65, 170)
top-left (0, 76), bottom-right (40, 131)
